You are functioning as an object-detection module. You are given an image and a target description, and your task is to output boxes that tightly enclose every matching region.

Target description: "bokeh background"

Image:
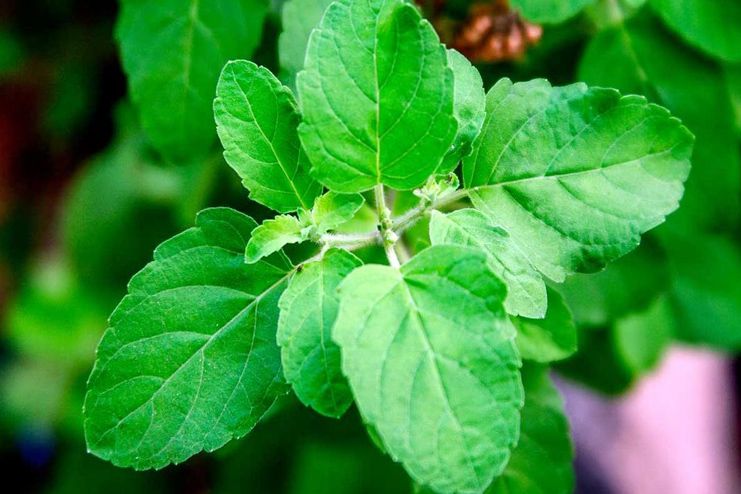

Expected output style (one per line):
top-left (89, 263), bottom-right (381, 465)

top-left (1, 0), bottom-right (739, 492)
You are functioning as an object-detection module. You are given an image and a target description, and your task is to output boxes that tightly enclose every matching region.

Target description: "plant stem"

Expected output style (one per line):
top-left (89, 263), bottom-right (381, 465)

top-left (375, 184), bottom-right (401, 268)
top-left (316, 186), bottom-right (475, 263)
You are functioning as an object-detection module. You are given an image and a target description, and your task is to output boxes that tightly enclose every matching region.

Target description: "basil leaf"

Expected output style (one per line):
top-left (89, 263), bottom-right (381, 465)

top-left (578, 15), bottom-right (739, 230)
top-left (512, 288), bottom-right (577, 363)
top-left (467, 78), bottom-right (692, 282)
top-left (277, 249), bottom-right (361, 417)
top-left (429, 209), bottom-right (546, 318)
top-left (297, 0), bottom-right (457, 192)
top-left (650, 0), bottom-right (741, 62)
top-left (84, 208), bottom-right (291, 469)
top-left (437, 49), bottom-right (486, 174)
top-left (333, 245), bottom-right (523, 494)
top-left (486, 365), bottom-right (574, 494)
top-left (279, 0), bottom-right (334, 87)
top-left (245, 215), bottom-right (304, 264)
top-left (310, 192), bottom-right (366, 234)
top-left (117, 0), bottom-right (268, 163)
top-left (215, 60), bottom-right (322, 213)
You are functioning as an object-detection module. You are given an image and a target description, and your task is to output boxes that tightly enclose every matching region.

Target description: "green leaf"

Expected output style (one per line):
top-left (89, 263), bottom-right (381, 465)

top-left (557, 240), bottom-right (670, 327)
top-left (214, 60), bottom-right (322, 212)
top-left (84, 208), bottom-right (292, 469)
top-left (297, 0), bottom-right (457, 192)
top-left (245, 215), bottom-right (304, 264)
top-left (277, 249), bottom-right (361, 418)
top-left (511, 0), bottom-right (596, 23)
top-left (667, 234), bottom-right (741, 350)
top-left (429, 209), bottom-right (546, 318)
top-left (725, 64), bottom-right (741, 135)
top-left (466, 78), bottom-right (692, 282)
top-left (578, 14), bottom-right (740, 230)
top-left (557, 328), bottom-right (636, 395)
top-left (116, 0), bottom-right (268, 163)
top-left (649, 0), bottom-right (741, 62)
top-left (486, 365), bottom-right (574, 494)
top-left (310, 192), bottom-right (366, 234)
top-left (512, 288), bottom-right (577, 363)
top-left (438, 49), bottom-right (486, 174)
top-left (279, 0), bottom-right (335, 87)
top-left (613, 296), bottom-right (673, 374)
top-left (333, 245), bottom-right (523, 494)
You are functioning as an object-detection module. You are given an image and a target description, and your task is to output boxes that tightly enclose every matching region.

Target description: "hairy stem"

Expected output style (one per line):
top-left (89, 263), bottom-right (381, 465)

top-left (316, 186), bottom-right (475, 263)
top-left (375, 184), bottom-right (401, 268)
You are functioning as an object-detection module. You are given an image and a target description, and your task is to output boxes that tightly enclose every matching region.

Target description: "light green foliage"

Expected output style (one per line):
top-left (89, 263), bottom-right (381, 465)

top-left (116, 0), bottom-right (268, 163)
top-left (309, 192), bottom-right (366, 234)
top-left (279, 0), bottom-right (335, 86)
top-left (214, 60), bottom-right (321, 212)
top-left (467, 78), bottom-right (693, 282)
top-left (486, 365), bottom-right (574, 494)
top-left (511, 0), bottom-right (595, 23)
top-left (650, 0), bottom-right (741, 62)
top-left (333, 246), bottom-right (523, 494)
top-left (512, 288), bottom-right (577, 363)
top-left (579, 15), bottom-right (740, 230)
top-left (245, 215), bottom-right (304, 264)
top-left (438, 49), bottom-right (486, 174)
top-left (277, 249), bottom-right (361, 417)
top-left (297, 0), bottom-right (457, 192)
top-left (84, 208), bottom-right (292, 469)
top-left (429, 209), bottom-right (546, 318)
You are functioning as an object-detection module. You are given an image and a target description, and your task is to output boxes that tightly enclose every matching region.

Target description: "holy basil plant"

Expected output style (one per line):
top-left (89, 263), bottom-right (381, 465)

top-left (83, 0), bottom-right (693, 492)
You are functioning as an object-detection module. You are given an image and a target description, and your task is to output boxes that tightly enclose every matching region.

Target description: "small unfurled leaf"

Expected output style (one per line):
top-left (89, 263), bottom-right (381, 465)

top-left (511, 0), bottom-right (595, 23)
top-left (429, 209), bottom-right (546, 318)
top-left (277, 249), bottom-right (361, 417)
top-left (437, 49), bottom-right (486, 174)
top-left (512, 288), bottom-right (577, 363)
top-left (467, 78), bottom-right (692, 282)
top-left (117, 0), bottom-right (268, 163)
top-left (297, 0), bottom-right (457, 192)
top-left (245, 215), bottom-right (304, 264)
top-left (333, 245), bottom-right (523, 494)
top-left (279, 0), bottom-right (334, 86)
top-left (310, 192), bottom-right (365, 234)
top-left (84, 208), bottom-right (291, 469)
top-left (649, 0), bottom-right (741, 62)
top-left (215, 60), bottom-right (321, 212)
top-left (486, 365), bottom-right (574, 494)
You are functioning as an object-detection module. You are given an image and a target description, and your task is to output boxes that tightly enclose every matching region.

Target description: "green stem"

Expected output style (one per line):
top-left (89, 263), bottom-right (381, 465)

top-left (317, 186), bottom-right (475, 261)
top-left (375, 184), bottom-right (401, 268)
